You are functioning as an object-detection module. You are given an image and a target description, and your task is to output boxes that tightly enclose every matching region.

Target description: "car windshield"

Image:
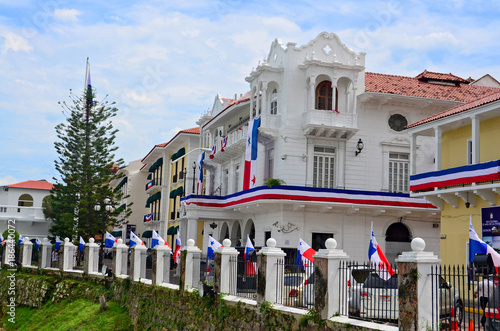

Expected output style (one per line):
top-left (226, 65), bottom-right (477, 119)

top-left (284, 275), bottom-right (304, 286)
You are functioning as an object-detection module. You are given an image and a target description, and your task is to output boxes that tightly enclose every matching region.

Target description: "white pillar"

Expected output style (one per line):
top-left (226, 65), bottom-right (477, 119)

top-left (152, 239), bottom-right (171, 285)
top-left (186, 218), bottom-right (198, 246)
top-left (215, 238), bottom-right (239, 295)
top-left (351, 86), bottom-right (357, 114)
top-left (130, 244), bottom-right (147, 281)
top-left (21, 237), bottom-right (33, 267)
top-left (257, 238), bottom-right (286, 304)
top-left (39, 238), bottom-right (52, 269)
top-left (61, 238), bottom-right (76, 271)
top-left (331, 85), bottom-right (336, 111)
top-left (181, 238), bottom-right (202, 290)
top-left (434, 126), bottom-right (442, 171)
top-left (313, 238), bottom-right (349, 318)
top-left (113, 239), bottom-right (129, 277)
top-left (472, 115), bottom-right (480, 164)
top-left (261, 82), bottom-right (268, 115)
top-left (396, 238), bottom-right (441, 331)
top-left (309, 80), bottom-right (315, 110)
top-left (84, 238), bottom-right (100, 275)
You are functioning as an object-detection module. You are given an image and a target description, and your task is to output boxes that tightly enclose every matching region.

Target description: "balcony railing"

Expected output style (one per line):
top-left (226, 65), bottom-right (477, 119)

top-left (302, 109), bottom-right (358, 139)
top-left (145, 178), bottom-right (162, 192)
top-left (0, 205), bottom-right (47, 221)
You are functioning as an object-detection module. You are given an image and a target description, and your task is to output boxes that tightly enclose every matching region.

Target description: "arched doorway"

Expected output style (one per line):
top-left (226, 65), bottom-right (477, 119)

top-left (385, 222), bottom-right (411, 265)
top-left (220, 222), bottom-right (229, 241)
top-left (230, 222), bottom-right (242, 246)
top-left (243, 219), bottom-right (255, 245)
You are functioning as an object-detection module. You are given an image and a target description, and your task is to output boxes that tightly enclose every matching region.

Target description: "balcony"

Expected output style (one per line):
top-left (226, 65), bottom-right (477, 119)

top-left (145, 178), bottom-right (162, 194)
top-left (209, 126), bottom-right (249, 162)
top-left (302, 109), bottom-right (358, 139)
top-left (0, 205), bottom-right (48, 222)
top-left (410, 159), bottom-right (500, 209)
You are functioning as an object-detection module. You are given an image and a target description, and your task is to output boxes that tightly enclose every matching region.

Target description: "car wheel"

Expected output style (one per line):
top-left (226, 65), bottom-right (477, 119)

top-left (454, 301), bottom-right (463, 325)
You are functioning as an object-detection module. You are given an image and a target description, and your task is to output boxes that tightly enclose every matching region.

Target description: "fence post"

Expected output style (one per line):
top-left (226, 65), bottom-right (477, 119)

top-left (180, 238), bottom-right (201, 293)
top-left (152, 239), bottom-right (171, 285)
top-left (20, 237), bottom-right (33, 267)
top-left (214, 238), bottom-right (239, 295)
top-left (130, 244), bottom-right (147, 281)
top-left (84, 238), bottom-right (99, 275)
top-left (257, 238), bottom-right (286, 304)
top-left (39, 238), bottom-right (51, 269)
top-left (396, 237), bottom-right (441, 331)
top-left (113, 239), bottom-right (129, 277)
top-left (313, 238), bottom-right (349, 319)
top-left (60, 238), bottom-right (76, 271)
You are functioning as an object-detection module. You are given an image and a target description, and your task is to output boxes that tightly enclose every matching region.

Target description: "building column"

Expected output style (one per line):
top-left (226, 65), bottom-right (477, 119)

top-left (20, 237), bottom-right (33, 267)
top-left (261, 82), bottom-right (268, 115)
top-left (309, 80), bottom-right (316, 110)
top-left (313, 238), bottom-right (349, 319)
top-left (152, 239), bottom-right (171, 285)
top-left (434, 126), bottom-right (442, 171)
top-left (180, 238), bottom-right (201, 294)
top-left (186, 217), bottom-right (198, 246)
top-left (472, 115), bottom-right (480, 164)
top-left (257, 238), bottom-right (286, 304)
top-left (396, 238), bottom-right (441, 331)
top-left (331, 85), bottom-right (336, 112)
top-left (39, 238), bottom-right (51, 269)
top-left (351, 86), bottom-right (357, 114)
top-left (410, 133), bottom-right (417, 175)
top-left (214, 238), bottom-right (239, 295)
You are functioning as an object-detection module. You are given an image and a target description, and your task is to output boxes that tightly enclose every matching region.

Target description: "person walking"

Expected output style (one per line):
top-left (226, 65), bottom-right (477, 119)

top-left (51, 248), bottom-right (59, 268)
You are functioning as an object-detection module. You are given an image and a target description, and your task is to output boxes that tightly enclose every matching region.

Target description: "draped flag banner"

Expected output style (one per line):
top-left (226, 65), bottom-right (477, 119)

top-left (410, 159), bottom-right (500, 191)
top-left (174, 230), bottom-right (182, 263)
top-left (55, 236), bottom-right (62, 249)
top-left (297, 238), bottom-right (315, 277)
top-left (207, 235), bottom-right (222, 259)
top-left (152, 230), bottom-right (169, 248)
top-left (368, 222), bottom-right (394, 280)
top-left (196, 152), bottom-right (205, 195)
top-left (0, 233), bottom-right (4, 243)
top-left (18, 234), bottom-right (24, 246)
top-left (143, 213), bottom-right (153, 223)
top-left (244, 235), bottom-right (257, 275)
top-left (79, 237), bottom-right (85, 252)
top-left (130, 231), bottom-right (144, 247)
top-left (469, 216), bottom-right (500, 266)
top-left (221, 136), bottom-right (227, 152)
top-left (105, 231), bottom-right (117, 247)
top-left (35, 237), bottom-right (42, 250)
top-left (243, 117), bottom-right (261, 190)
top-left (209, 145), bottom-right (216, 159)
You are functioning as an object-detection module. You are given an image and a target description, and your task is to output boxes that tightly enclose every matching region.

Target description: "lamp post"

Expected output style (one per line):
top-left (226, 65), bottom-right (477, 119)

top-left (94, 196), bottom-right (115, 271)
top-left (192, 161), bottom-right (196, 194)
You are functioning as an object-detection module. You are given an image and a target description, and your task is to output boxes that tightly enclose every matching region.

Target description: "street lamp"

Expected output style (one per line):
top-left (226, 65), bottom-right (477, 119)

top-left (94, 196), bottom-right (115, 271)
top-left (192, 161), bottom-right (196, 194)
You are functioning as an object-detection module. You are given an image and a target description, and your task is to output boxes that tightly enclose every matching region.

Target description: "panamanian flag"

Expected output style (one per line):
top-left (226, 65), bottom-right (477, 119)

top-left (469, 215), bottom-right (500, 266)
top-left (221, 136), bottom-right (227, 152)
top-left (55, 236), bottom-right (63, 249)
top-left (244, 235), bottom-right (257, 275)
top-left (35, 237), bottom-right (42, 250)
top-left (209, 145), bottom-right (216, 159)
top-left (243, 117), bottom-right (261, 190)
top-left (152, 229), bottom-right (169, 248)
top-left (79, 236), bottom-right (85, 252)
top-left (368, 222), bottom-right (394, 280)
top-left (207, 235), bottom-right (222, 259)
top-left (18, 234), bottom-right (24, 246)
top-left (297, 238), bottom-right (315, 277)
top-left (174, 229), bottom-right (182, 263)
top-left (105, 231), bottom-right (117, 247)
top-left (144, 213), bottom-right (153, 223)
top-left (130, 231), bottom-right (144, 248)
top-left (196, 152), bottom-right (205, 195)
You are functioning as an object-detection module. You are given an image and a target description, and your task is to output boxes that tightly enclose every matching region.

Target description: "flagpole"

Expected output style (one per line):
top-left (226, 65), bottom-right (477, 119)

top-left (84, 57), bottom-right (89, 92)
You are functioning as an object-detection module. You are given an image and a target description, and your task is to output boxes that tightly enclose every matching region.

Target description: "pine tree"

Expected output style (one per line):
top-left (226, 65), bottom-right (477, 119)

top-left (45, 66), bottom-right (131, 241)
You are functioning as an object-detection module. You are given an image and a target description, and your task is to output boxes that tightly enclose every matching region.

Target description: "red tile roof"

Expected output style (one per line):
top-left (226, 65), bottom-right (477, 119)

top-left (6, 180), bottom-right (53, 190)
top-left (365, 72), bottom-right (500, 103)
top-left (406, 90), bottom-right (500, 129)
top-left (141, 127), bottom-right (200, 162)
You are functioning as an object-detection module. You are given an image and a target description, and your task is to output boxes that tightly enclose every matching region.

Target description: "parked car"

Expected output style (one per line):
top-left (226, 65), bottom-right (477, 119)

top-left (360, 273), bottom-right (463, 323)
top-left (283, 273), bottom-right (307, 307)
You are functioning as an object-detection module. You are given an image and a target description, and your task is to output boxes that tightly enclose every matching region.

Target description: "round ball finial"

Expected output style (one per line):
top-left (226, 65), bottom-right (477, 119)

top-left (325, 238), bottom-right (337, 249)
top-left (160, 239), bottom-right (165, 245)
top-left (43, 238), bottom-right (49, 243)
top-left (222, 238), bottom-right (231, 247)
top-left (117, 238), bottom-right (123, 245)
top-left (187, 239), bottom-right (195, 247)
top-left (25, 237), bottom-right (30, 242)
top-left (89, 238), bottom-right (95, 244)
top-left (266, 238), bottom-right (277, 248)
top-left (411, 237), bottom-right (426, 252)
top-left (64, 237), bottom-right (70, 243)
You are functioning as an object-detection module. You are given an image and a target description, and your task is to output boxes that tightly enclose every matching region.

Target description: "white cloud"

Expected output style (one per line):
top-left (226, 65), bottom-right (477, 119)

top-left (0, 176), bottom-right (17, 186)
top-left (1, 31), bottom-right (32, 53)
top-left (54, 9), bottom-right (82, 22)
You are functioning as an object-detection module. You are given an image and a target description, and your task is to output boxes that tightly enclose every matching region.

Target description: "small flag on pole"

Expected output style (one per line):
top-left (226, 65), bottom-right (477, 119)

top-left (79, 237), bottom-right (85, 252)
top-left (207, 235), bottom-right (222, 259)
top-left (105, 232), bottom-right (117, 247)
top-left (35, 237), bottom-right (42, 250)
top-left (244, 235), bottom-right (257, 274)
top-left (55, 236), bottom-right (63, 249)
top-left (174, 230), bottom-right (182, 263)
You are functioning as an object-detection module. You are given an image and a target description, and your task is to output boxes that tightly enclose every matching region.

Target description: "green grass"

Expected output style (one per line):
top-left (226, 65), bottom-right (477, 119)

top-left (3, 298), bottom-right (133, 331)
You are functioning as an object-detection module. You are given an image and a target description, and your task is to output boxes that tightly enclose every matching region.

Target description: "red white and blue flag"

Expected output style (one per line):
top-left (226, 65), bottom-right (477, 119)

top-left (174, 229), bottom-right (182, 263)
top-left (469, 215), bottom-right (500, 266)
top-left (144, 213), bottom-right (153, 223)
top-left (196, 152), bottom-right (205, 195)
top-left (79, 236), bottom-right (85, 252)
top-left (410, 159), bottom-right (500, 191)
top-left (243, 117), bottom-right (261, 190)
top-left (297, 238), bottom-right (315, 277)
top-left (209, 145), bottom-right (216, 159)
top-left (130, 231), bottom-right (144, 247)
top-left (0, 233), bottom-right (4, 243)
top-left (207, 235), bottom-right (222, 259)
top-left (152, 229), bottom-right (169, 249)
top-left (221, 136), bottom-right (227, 152)
top-left (105, 231), bottom-right (117, 248)
top-left (244, 235), bottom-right (257, 274)
top-left (146, 181), bottom-right (153, 190)
top-left (368, 222), bottom-right (394, 280)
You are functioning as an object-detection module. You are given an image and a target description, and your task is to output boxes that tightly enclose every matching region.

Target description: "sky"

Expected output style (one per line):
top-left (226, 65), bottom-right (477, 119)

top-left (1, 0), bottom-right (500, 185)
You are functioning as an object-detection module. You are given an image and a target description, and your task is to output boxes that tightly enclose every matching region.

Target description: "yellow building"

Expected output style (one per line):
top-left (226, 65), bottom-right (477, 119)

top-left (407, 91), bottom-right (500, 265)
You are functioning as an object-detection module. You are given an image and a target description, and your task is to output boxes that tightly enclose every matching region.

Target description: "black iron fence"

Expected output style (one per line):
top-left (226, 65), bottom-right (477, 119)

top-left (228, 255), bottom-right (257, 300)
top-left (276, 258), bottom-right (314, 309)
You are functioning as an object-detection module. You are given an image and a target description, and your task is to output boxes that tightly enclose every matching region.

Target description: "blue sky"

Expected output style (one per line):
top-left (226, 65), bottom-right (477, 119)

top-left (1, 0), bottom-right (500, 185)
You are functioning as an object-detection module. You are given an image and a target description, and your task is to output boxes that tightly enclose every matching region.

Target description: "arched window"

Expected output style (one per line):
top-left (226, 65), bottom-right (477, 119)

top-left (270, 89), bottom-right (278, 115)
top-left (385, 222), bottom-right (411, 265)
top-left (315, 81), bottom-right (338, 110)
top-left (18, 194), bottom-right (33, 207)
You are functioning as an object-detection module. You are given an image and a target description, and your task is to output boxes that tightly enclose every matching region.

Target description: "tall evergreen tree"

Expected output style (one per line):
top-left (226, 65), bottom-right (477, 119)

top-left (45, 61), bottom-right (131, 241)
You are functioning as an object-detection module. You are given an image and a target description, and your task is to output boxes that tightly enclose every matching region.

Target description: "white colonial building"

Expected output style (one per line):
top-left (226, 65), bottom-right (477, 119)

top-left (176, 32), bottom-right (500, 263)
top-left (0, 180), bottom-right (53, 238)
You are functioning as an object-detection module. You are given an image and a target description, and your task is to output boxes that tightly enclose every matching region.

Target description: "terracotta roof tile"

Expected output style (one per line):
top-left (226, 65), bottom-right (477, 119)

top-left (6, 180), bottom-right (53, 190)
top-left (414, 70), bottom-right (468, 83)
top-left (365, 72), bottom-right (500, 103)
top-left (407, 90), bottom-right (500, 129)
top-left (141, 127), bottom-right (200, 162)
